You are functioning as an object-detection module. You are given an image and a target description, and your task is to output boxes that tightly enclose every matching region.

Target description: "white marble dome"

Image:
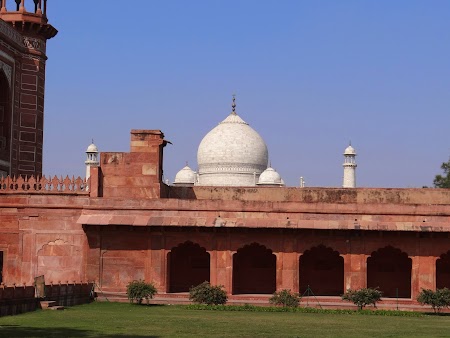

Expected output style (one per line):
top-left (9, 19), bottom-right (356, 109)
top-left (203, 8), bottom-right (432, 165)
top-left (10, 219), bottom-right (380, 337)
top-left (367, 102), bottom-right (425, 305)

top-left (344, 145), bottom-right (356, 155)
top-left (173, 165), bottom-right (196, 186)
top-left (197, 103), bottom-right (268, 186)
top-left (257, 167), bottom-right (284, 186)
top-left (86, 143), bottom-right (98, 153)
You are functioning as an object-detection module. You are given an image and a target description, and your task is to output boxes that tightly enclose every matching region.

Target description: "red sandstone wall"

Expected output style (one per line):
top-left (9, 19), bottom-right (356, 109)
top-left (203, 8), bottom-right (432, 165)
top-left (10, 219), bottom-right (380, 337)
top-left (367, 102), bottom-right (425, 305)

top-left (0, 195), bottom-right (88, 285)
top-left (83, 225), bottom-right (448, 300)
top-left (1, 185), bottom-right (449, 295)
top-left (170, 185), bottom-right (450, 205)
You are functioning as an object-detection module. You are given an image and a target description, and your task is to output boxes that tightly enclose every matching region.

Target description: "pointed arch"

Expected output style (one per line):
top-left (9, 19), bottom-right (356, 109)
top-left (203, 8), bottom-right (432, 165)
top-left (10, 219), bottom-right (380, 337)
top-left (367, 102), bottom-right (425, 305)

top-left (232, 243), bottom-right (276, 294)
top-left (436, 251), bottom-right (450, 289)
top-left (167, 241), bottom-right (210, 293)
top-left (299, 244), bottom-right (344, 296)
top-left (367, 246), bottom-right (412, 298)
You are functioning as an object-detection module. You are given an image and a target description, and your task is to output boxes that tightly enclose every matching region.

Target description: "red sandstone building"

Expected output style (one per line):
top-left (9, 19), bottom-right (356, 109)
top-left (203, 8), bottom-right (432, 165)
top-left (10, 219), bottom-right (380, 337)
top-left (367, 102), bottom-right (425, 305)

top-left (0, 1), bottom-right (450, 309)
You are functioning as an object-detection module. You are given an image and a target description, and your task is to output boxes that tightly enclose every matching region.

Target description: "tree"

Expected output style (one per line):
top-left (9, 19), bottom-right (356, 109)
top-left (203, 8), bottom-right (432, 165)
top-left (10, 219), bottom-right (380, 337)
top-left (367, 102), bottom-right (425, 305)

top-left (126, 280), bottom-right (157, 304)
top-left (417, 288), bottom-right (450, 313)
top-left (342, 288), bottom-right (382, 310)
top-left (269, 289), bottom-right (300, 308)
top-left (189, 281), bottom-right (228, 305)
top-left (434, 159), bottom-right (450, 188)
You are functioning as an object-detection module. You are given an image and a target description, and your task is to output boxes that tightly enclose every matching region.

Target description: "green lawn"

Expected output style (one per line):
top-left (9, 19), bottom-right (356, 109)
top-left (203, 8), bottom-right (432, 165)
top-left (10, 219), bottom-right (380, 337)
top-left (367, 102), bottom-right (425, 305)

top-left (0, 302), bottom-right (449, 337)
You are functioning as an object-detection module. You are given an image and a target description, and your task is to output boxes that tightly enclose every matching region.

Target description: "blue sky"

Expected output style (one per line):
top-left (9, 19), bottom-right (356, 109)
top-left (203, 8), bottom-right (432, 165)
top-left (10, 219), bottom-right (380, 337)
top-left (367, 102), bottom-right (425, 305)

top-left (41, 1), bottom-right (450, 187)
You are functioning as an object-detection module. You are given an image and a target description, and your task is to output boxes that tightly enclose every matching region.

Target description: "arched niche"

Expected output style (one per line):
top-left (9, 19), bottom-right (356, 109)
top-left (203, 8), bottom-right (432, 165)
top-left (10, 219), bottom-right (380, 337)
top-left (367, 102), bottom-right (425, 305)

top-left (299, 244), bottom-right (344, 296)
top-left (367, 246), bottom-right (412, 298)
top-left (167, 241), bottom-right (210, 293)
top-left (232, 243), bottom-right (276, 294)
top-left (436, 251), bottom-right (450, 289)
top-left (37, 239), bottom-right (82, 283)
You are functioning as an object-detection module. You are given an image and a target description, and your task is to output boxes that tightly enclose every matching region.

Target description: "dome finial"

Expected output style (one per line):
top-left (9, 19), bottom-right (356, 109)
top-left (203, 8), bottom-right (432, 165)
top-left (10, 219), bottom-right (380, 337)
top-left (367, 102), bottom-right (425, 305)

top-left (231, 94), bottom-right (236, 115)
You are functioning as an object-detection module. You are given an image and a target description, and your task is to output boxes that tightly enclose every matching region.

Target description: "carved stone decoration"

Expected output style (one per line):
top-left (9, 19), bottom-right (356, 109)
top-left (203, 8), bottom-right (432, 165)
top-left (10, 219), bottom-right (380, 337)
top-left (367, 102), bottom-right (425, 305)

top-left (0, 174), bottom-right (89, 193)
top-left (0, 60), bottom-right (12, 86)
top-left (23, 37), bottom-right (45, 53)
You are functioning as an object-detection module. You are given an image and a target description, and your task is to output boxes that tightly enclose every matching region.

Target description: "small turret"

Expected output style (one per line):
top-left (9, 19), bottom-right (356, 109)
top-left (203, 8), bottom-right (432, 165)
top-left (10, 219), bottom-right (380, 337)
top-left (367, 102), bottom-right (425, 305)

top-left (257, 166), bottom-right (285, 187)
top-left (173, 163), bottom-right (196, 186)
top-left (0, 0), bottom-right (58, 42)
top-left (85, 141), bottom-right (99, 182)
top-left (342, 143), bottom-right (357, 188)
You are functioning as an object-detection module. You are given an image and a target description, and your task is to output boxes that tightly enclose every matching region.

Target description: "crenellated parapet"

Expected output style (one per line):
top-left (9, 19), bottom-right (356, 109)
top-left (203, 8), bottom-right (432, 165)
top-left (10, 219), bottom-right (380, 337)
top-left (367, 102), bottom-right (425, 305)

top-left (0, 174), bottom-right (89, 194)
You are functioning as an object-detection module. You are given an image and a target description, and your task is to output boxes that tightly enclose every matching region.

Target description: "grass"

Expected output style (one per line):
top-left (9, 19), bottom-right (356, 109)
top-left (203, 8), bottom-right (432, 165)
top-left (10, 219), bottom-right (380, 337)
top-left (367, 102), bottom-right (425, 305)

top-left (0, 302), bottom-right (449, 337)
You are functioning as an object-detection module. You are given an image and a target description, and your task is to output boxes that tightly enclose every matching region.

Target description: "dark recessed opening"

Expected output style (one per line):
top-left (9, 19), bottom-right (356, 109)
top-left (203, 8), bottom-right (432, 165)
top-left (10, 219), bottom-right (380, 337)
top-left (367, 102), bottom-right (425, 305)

top-left (0, 251), bottom-right (3, 284)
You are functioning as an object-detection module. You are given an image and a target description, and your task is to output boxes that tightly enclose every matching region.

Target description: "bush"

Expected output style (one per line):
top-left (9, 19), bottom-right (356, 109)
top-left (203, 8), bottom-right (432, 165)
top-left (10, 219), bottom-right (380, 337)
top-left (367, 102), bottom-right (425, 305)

top-left (269, 289), bottom-right (300, 307)
top-left (417, 288), bottom-right (450, 313)
top-left (126, 280), bottom-right (157, 304)
top-left (189, 281), bottom-right (228, 305)
top-left (342, 288), bottom-right (382, 310)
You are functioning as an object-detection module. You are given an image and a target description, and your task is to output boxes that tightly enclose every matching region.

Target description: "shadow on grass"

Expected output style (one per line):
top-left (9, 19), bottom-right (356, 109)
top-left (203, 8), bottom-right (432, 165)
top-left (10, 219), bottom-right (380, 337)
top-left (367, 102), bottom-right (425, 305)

top-left (0, 325), bottom-right (159, 337)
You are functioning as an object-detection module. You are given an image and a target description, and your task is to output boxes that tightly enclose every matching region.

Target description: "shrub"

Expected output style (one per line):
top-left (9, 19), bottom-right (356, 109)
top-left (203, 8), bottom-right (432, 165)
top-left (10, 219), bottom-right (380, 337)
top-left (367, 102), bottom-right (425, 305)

top-left (417, 288), bottom-right (450, 313)
top-left (126, 280), bottom-right (157, 304)
top-left (269, 289), bottom-right (300, 307)
top-left (189, 281), bottom-right (228, 305)
top-left (342, 288), bottom-right (382, 310)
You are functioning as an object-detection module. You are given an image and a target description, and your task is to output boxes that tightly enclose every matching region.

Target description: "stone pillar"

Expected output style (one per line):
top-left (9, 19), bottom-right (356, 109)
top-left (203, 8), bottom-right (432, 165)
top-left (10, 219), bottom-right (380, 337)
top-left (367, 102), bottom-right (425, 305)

top-left (213, 232), bottom-right (233, 293)
top-left (343, 253), bottom-right (367, 291)
top-left (85, 226), bottom-right (101, 284)
top-left (148, 235), bottom-right (167, 293)
top-left (209, 250), bottom-right (217, 286)
top-left (214, 250), bottom-right (233, 293)
top-left (411, 256), bottom-right (436, 299)
top-left (276, 252), bottom-right (299, 292)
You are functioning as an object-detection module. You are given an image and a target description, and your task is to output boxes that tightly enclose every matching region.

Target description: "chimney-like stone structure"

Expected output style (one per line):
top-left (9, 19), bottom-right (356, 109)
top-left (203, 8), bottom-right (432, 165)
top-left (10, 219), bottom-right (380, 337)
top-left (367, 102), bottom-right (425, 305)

top-left (98, 130), bottom-right (168, 199)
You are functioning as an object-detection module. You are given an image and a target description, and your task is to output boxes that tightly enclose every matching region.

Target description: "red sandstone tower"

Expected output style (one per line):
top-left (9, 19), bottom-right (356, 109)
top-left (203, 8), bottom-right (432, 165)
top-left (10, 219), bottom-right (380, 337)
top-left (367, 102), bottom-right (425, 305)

top-left (0, 0), bottom-right (57, 177)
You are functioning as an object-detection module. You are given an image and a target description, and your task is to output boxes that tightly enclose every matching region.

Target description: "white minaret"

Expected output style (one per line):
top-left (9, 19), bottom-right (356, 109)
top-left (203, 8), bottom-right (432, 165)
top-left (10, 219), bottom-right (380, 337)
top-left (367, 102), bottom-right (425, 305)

top-left (342, 143), bottom-right (357, 188)
top-left (85, 140), bottom-right (99, 181)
